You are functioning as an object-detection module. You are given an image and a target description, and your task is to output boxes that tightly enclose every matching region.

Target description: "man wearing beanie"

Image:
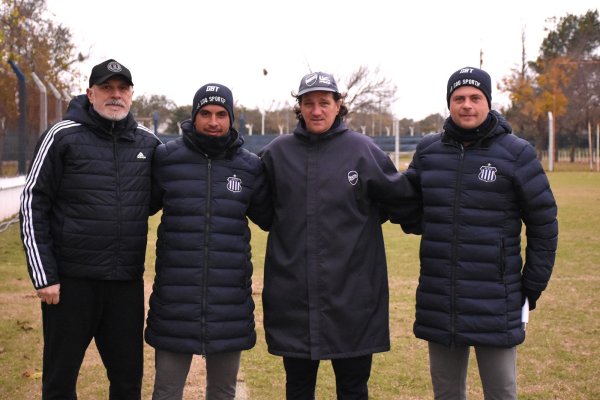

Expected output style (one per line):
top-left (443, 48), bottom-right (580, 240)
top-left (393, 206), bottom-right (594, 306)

top-left (404, 67), bottom-right (558, 399)
top-left (20, 58), bottom-right (160, 399)
top-left (145, 83), bottom-right (272, 400)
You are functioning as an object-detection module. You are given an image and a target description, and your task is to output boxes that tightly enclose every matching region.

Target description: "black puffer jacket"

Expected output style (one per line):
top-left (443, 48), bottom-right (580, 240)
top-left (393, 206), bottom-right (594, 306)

top-left (144, 120), bottom-right (271, 355)
top-left (406, 112), bottom-right (558, 348)
top-left (20, 95), bottom-right (160, 289)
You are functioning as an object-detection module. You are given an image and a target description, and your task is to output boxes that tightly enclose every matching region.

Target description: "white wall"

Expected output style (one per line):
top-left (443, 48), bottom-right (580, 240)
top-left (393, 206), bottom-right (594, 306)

top-left (0, 176), bottom-right (25, 221)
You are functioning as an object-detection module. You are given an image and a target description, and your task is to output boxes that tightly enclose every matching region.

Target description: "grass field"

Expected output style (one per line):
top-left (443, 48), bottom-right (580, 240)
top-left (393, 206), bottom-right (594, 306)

top-left (1, 168), bottom-right (599, 399)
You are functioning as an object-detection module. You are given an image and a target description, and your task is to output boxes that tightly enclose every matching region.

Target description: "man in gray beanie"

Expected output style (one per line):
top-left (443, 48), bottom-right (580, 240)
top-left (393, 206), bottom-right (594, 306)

top-left (145, 82), bottom-right (272, 400)
top-left (404, 66), bottom-right (558, 399)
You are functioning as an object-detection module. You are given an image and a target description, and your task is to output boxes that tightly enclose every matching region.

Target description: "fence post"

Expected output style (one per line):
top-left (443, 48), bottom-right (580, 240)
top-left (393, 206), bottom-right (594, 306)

top-left (596, 124), bottom-right (600, 172)
top-left (61, 89), bottom-right (72, 108)
top-left (393, 119), bottom-right (400, 169)
top-left (31, 72), bottom-right (48, 133)
top-left (8, 60), bottom-right (28, 175)
top-left (548, 112), bottom-right (554, 172)
top-left (46, 81), bottom-right (63, 123)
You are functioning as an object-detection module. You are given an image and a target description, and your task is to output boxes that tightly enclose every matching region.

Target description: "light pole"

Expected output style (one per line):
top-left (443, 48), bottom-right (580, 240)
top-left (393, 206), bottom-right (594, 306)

top-left (261, 68), bottom-right (268, 135)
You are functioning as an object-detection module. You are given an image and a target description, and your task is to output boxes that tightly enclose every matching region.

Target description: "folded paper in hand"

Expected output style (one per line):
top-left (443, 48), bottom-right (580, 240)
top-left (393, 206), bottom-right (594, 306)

top-left (521, 298), bottom-right (529, 331)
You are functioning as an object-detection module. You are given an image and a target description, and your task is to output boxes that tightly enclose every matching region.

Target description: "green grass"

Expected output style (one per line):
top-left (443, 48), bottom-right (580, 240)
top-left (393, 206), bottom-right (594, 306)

top-left (1, 169), bottom-right (599, 399)
top-left (243, 170), bottom-right (600, 400)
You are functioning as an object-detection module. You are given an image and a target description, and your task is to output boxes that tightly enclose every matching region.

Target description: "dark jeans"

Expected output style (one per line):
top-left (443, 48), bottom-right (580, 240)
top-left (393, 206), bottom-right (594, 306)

top-left (283, 354), bottom-right (373, 400)
top-left (41, 277), bottom-right (144, 400)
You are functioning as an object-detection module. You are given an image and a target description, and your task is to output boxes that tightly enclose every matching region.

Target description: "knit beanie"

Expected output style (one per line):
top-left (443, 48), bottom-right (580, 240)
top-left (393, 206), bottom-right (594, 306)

top-left (192, 83), bottom-right (235, 124)
top-left (446, 67), bottom-right (492, 108)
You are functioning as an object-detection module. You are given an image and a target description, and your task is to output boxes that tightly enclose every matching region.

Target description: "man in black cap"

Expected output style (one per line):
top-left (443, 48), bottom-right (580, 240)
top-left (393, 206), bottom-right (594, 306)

top-left (144, 83), bottom-right (271, 400)
top-left (405, 66), bottom-right (558, 399)
top-left (20, 58), bottom-right (161, 399)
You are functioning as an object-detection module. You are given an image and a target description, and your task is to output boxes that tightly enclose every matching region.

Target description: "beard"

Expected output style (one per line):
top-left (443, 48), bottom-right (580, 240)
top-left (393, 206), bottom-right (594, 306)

top-left (97, 108), bottom-right (128, 121)
top-left (96, 100), bottom-right (129, 121)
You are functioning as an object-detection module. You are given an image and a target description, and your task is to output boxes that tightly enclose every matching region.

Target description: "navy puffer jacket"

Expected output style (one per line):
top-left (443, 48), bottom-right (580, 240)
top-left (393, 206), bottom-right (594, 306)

top-left (406, 112), bottom-right (558, 348)
top-left (145, 121), bottom-right (271, 355)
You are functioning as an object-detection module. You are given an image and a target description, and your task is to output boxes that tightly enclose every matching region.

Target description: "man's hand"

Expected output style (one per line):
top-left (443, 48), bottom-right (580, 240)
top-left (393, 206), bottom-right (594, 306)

top-left (37, 283), bottom-right (60, 305)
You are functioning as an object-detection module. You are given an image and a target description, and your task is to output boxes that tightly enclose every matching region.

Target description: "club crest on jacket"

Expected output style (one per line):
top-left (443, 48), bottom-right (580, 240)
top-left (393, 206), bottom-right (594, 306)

top-left (227, 175), bottom-right (242, 192)
top-left (347, 170), bottom-right (358, 186)
top-left (478, 163), bottom-right (497, 182)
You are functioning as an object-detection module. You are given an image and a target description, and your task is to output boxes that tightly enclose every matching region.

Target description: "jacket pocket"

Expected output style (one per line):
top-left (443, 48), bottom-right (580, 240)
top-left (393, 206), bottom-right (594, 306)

top-left (498, 237), bottom-right (507, 283)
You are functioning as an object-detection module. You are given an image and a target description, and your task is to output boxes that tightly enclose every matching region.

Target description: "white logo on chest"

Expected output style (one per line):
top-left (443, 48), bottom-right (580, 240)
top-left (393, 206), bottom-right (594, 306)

top-left (478, 163), bottom-right (497, 182)
top-left (348, 170), bottom-right (358, 186)
top-left (227, 175), bottom-right (242, 192)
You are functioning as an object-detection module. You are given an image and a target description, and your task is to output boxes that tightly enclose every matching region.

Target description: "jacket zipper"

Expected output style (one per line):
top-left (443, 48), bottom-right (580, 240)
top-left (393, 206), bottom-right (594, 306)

top-left (201, 159), bottom-right (212, 355)
top-left (112, 122), bottom-right (122, 277)
top-left (450, 143), bottom-right (465, 346)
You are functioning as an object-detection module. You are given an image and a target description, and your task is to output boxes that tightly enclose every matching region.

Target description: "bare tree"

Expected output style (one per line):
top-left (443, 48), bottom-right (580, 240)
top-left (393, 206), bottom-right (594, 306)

top-left (342, 65), bottom-right (397, 116)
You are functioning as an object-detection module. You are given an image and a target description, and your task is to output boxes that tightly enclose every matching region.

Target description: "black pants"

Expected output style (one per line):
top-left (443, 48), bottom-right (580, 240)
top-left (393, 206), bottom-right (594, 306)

top-left (41, 277), bottom-right (144, 400)
top-left (283, 354), bottom-right (373, 400)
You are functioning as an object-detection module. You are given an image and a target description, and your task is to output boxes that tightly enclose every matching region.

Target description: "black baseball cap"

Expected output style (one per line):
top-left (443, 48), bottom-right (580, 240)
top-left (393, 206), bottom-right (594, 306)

top-left (88, 59), bottom-right (133, 87)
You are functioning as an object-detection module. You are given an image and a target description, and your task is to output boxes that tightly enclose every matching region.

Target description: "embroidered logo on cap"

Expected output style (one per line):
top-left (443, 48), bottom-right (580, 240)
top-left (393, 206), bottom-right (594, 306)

top-left (107, 61), bottom-right (123, 73)
top-left (304, 73), bottom-right (318, 87)
top-left (304, 72), bottom-right (333, 88)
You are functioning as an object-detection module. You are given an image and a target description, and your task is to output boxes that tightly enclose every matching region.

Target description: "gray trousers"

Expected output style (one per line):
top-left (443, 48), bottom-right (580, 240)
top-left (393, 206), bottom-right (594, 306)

top-left (152, 349), bottom-right (241, 400)
top-left (428, 342), bottom-right (517, 400)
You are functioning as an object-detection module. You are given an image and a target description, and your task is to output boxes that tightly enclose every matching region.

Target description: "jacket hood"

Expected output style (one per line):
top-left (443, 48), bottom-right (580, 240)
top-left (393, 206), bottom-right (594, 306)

top-left (491, 110), bottom-right (512, 135)
top-left (64, 94), bottom-right (138, 139)
top-left (293, 116), bottom-right (348, 142)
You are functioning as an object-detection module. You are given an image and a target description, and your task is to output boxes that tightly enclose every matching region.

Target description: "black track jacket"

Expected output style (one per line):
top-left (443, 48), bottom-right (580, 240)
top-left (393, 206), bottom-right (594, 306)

top-left (20, 95), bottom-right (160, 288)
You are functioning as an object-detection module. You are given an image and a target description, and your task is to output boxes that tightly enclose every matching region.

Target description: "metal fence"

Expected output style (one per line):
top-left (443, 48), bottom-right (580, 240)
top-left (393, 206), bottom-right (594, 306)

top-left (1, 61), bottom-right (70, 176)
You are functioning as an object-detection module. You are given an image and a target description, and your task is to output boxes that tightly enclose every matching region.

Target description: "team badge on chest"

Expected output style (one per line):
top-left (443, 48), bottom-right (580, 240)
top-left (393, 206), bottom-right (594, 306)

top-left (227, 175), bottom-right (242, 193)
top-left (478, 163), bottom-right (497, 183)
top-left (348, 171), bottom-right (358, 186)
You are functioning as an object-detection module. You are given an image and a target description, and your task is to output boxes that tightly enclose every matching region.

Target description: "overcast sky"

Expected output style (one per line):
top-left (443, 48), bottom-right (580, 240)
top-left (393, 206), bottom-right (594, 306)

top-left (45, 0), bottom-right (598, 121)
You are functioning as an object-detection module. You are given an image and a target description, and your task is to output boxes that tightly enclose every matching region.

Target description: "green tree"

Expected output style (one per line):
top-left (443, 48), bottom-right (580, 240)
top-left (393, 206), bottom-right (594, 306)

top-left (1, 0), bottom-right (83, 171)
top-left (131, 94), bottom-right (176, 133)
top-left (500, 29), bottom-right (544, 146)
top-left (534, 10), bottom-right (600, 159)
top-left (164, 105), bottom-right (192, 134)
top-left (397, 118), bottom-right (416, 136)
top-left (502, 10), bottom-right (600, 156)
top-left (417, 113), bottom-right (445, 135)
